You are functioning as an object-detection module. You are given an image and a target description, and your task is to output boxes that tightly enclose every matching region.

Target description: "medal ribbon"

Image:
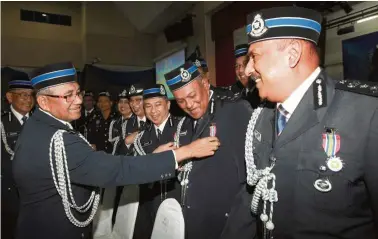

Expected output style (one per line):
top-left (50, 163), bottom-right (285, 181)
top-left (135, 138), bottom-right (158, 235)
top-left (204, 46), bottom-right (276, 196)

top-left (322, 129), bottom-right (340, 157)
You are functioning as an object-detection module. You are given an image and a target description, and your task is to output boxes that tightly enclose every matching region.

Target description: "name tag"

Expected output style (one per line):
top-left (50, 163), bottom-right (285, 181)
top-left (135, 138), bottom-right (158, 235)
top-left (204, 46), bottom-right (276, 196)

top-left (179, 130), bottom-right (187, 136)
top-left (7, 131), bottom-right (19, 137)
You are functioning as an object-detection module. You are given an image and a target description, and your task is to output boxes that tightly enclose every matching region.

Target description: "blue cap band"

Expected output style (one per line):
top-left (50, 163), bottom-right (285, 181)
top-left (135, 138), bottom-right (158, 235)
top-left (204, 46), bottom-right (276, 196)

top-left (246, 17), bottom-right (321, 35)
top-left (8, 80), bottom-right (32, 86)
top-left (31, 68), bottom-right (76, 86)
top-left (166, 65), bottom-right (198, 86)
top-left (144, 88), bottom-right (160, 95)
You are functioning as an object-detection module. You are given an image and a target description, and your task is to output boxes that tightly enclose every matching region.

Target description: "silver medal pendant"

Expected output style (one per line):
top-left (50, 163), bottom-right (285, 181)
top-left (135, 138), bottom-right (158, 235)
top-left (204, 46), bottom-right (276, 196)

top-left (314, 178), bottom-right (332, 193)
top-left (326, 157), bottom-right (343, 172)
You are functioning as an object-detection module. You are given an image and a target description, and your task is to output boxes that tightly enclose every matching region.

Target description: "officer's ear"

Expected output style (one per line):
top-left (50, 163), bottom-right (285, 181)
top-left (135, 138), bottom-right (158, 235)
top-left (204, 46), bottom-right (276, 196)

top-left (287, 40), bottom-right (302, 68)
top-left (200, 76), bottom-right (210, 90)
top-left (166, 99), bottom-right (171, 110)
top-left (36, 95), bottom-right (50, 111)
top-left (5, 92), bottom-right (13, 104)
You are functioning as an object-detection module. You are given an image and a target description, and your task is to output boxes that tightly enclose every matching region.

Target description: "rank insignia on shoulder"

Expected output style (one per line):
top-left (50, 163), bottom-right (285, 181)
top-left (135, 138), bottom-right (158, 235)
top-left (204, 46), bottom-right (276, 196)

top-left (313, 77), bottom-right (327, 109)
top-left (336, 79), bottom-right (378, 97)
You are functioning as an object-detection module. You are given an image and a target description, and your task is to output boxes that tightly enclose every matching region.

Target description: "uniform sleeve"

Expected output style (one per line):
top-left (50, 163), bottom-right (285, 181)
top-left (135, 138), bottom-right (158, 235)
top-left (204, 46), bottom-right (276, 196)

top-left (364, 106), bottom-right (378, 233)
top-left (62, 132), bottom-right (176, 188)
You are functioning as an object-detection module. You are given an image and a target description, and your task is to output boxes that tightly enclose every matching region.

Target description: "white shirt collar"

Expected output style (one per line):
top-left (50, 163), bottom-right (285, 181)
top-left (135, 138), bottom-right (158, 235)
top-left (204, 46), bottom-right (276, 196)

top-left (10, 105), bottom-right (29, 125)
top-left (122, 113), bottom-right (133, 121)
top-left (278, 67), bottom-right (321, 118)
top-left (39, 108), bottom-right (73, 129)
top-left (137, 116), bottom-right (146, 127)
top-left (85, 108), bottom-right (94, 116)
top-left (154, 114), bottom-right (170, 135)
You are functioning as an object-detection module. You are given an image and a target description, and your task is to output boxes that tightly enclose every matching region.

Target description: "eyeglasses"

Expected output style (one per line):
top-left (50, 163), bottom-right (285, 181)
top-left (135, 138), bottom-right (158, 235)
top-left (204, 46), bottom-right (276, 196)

top-left (12, 92), bottom-right (35, 100)
top-left (43, 90), bottom-right (85, 103)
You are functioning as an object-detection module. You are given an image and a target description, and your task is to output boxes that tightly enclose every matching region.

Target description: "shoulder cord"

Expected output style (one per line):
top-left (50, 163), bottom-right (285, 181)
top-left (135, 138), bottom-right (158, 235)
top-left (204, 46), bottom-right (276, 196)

top-left (49, 130), bottom-right (100, 227)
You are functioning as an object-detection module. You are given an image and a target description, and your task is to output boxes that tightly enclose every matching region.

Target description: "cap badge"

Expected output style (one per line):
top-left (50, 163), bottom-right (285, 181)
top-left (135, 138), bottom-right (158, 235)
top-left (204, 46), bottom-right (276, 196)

top-left (250, 14), bottom-right (268, 37)
top-left (160, 85), bottom-right (166, 95)
top-left (180, 68), bottom-right (191, 82)
top-left (130, 85), bottom-right (136, 94)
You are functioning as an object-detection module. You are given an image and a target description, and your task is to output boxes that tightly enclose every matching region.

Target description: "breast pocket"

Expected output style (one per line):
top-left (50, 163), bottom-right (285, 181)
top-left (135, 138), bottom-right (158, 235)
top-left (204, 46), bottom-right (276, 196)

top-left (6, 131), bottom-right (20, 146)
top-left (297, 151), bottom-right (360, 213)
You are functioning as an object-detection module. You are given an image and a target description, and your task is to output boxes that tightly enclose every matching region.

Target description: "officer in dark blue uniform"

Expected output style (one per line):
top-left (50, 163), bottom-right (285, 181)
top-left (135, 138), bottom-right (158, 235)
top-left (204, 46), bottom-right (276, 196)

top-left (87, 91), bottom-right (118, 152)
top-left (121, 84), bottom-right (148, 155)
top-left (12, 62), bottom-right (220, 239)
top-left (132, 84), bottom-right (188, 239)
top-left (227, 44), bottom-right (261, 108)
top-left (164, 62), bottom-right (253, 239)
top-left (1, 79), bottom-right (34, 239)
top-left (108, 88), bottom-right (133, 155)
top-left (222, 6), bottom-right (378, 239)
top-left (72, 91), bottom-right (100, 139)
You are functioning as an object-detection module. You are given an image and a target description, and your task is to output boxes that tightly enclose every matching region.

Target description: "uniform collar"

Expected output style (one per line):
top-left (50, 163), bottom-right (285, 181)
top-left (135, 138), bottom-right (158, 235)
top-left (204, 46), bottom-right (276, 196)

top-left (85, 108), bottom-right (94, 116)
top-left (39, 108), bottom-right (73, 129)
top-left (278, 67), bottom-right (321, 118)
top-left (122, 113), bottom-right (133, 121)
top-left (154, 114), bottom-right (170, 134)
top-left (10, 105), bottom-right (29, 125)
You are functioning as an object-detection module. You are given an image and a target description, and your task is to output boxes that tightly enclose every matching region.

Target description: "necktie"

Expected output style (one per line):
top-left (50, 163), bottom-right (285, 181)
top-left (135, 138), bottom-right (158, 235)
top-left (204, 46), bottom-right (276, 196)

top-left (139, 121), bottom-right (145, 130)
top-left (276, 105), bottom-right (289, 136)
top-left (21, 116), bottom-right (28, 125)
top-left (157, 129), bottom-right (162, 141)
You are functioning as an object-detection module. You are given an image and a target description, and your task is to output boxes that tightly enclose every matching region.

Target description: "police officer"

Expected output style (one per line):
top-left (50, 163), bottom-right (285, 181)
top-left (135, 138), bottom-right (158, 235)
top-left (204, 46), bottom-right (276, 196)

top-left (12, 62), bottom-right (220, 239)
top-left (227, 44), bottom-right (261, 108)
top-left (121, 84), bottom-right (148, 155)
top-left (164, 62), bottom-right (253, 239)
top-left (222, 6), bottom-right (378, 239)
top-left (111, 85), bottom-right (149, 227)
top-left (1, 79), bottom-right (34, 239)
top-left (72, 91), bottom-right (99, 138)
top-left (87, 91), bottom-right (118, 153)
top-left (132, 84), bottom-right (186, 239)
top-left (108, 88), bottom-right (133, 155)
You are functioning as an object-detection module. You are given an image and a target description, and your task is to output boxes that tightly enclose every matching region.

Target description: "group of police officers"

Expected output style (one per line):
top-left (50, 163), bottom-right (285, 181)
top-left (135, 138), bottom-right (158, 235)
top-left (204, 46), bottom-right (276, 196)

top-left (2, 5), bottom-right (378, 239)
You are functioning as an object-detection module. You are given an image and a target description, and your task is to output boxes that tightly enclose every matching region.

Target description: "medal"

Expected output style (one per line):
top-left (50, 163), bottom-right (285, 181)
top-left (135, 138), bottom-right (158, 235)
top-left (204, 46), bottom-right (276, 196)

top-left (322, 128), bottom-right (343, 172)
top-left (326, 157), bottom-right (343, 172)
top-left (314, 178), bottom-right (332, 193)
top-left (210, 123), bottom-right (216, 137)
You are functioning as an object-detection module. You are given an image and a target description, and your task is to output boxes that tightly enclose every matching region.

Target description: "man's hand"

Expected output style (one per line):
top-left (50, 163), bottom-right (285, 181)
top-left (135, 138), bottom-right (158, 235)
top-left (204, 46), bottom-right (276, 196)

top-left (174, 136), bottom-right (220, 163)
top-left (125, 132), bottom-right (138, 145)
top-left (153, 142), bottom-right (177, 153)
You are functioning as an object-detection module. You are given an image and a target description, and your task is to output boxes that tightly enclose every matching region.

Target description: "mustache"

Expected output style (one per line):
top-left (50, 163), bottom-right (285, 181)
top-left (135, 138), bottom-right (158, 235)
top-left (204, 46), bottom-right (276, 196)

top-left (249, 72), bottom-right (261, 82)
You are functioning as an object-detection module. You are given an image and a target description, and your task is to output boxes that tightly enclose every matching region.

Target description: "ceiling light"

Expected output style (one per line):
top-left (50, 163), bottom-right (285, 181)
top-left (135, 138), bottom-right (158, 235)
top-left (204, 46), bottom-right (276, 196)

top-left (357, 15), bottom-right (378, 24)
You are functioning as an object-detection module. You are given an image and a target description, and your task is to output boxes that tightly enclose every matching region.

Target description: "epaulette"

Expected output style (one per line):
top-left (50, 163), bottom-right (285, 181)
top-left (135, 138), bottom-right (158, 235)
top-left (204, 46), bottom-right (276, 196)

top-left (336, 79), bottom-right (378, 97)
top-left (216, 92), bottom-right (242, 102)
top-left (1, 111), bottom-right (9, 117)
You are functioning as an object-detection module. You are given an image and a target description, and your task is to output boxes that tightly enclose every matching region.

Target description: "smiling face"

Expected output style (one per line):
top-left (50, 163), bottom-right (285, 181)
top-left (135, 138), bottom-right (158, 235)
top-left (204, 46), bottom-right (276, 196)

top-left (235, 55), bottom-right (249, 87)
top-left (144, 97), bottom-right (170, 126)
top-left (129, 95), bottom-right (145, 117)
top-left (36, 82), bottom-right (83, 122)
top-left (118, 98), bottom-right (132, 118)
top-left (6, 88), bottom-right (35, 115)
top-left (244, 39), bottom-right (295, 102)
top-left (172, 77), bottom-right (210, 120)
